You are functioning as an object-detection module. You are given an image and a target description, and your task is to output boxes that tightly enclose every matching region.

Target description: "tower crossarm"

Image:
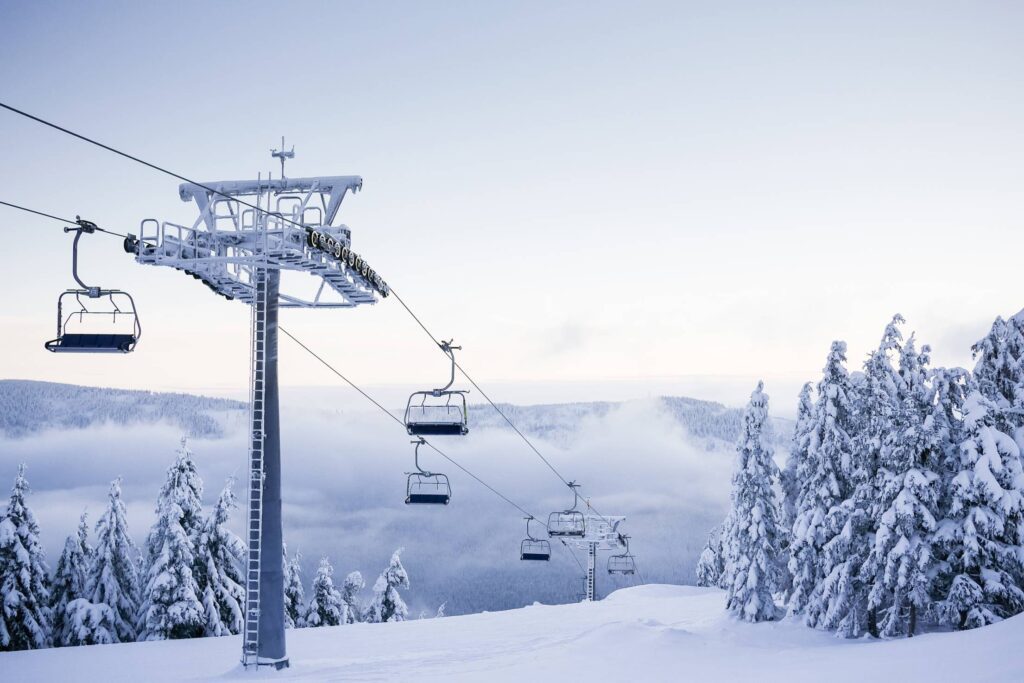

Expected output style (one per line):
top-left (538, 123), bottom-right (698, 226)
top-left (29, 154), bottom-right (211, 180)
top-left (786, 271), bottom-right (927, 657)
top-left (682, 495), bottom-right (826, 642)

top-left (131, 172), bottom-right (387, 308)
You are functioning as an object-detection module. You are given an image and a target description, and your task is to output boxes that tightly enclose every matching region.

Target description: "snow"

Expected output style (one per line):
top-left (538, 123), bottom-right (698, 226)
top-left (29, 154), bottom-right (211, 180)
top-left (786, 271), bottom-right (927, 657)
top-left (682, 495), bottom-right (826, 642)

top-left (2, 585), bottom-right (1022, 682)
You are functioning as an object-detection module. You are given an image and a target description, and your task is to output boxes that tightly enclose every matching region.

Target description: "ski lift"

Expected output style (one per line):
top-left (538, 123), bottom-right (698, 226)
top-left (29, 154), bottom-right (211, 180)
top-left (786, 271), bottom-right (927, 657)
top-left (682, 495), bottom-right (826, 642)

top-left (405, 340), bottom-right (469, 436)
top-left (45, 218), bottom-right (141, 354)
top-left (608, 535), bottom-right (636, 575)
top-left (405, 438), bottom-right (451, 505)
top-left (547, 482), bottom-right (586, 537)
top-left (520, 516), bottom-right (551, 561)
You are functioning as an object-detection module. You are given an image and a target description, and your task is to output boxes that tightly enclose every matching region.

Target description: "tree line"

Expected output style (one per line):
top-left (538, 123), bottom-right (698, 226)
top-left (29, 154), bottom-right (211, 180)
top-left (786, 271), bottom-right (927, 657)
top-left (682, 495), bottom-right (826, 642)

top-left (698, 312), bottom-right (1024, 637)
top-left (0, 439), bottom-right (423, 651)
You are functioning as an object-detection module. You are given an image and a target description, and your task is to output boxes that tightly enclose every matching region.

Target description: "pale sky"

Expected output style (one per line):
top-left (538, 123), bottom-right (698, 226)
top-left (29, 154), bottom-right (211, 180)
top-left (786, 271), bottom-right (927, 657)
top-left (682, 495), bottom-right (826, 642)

top-left (1, 1), bottom-right (1021, 412)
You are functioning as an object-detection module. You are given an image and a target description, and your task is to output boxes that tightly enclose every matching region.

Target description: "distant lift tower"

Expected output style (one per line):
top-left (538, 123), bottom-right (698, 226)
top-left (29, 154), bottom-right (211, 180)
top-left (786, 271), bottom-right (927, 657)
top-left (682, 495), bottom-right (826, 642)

top-left (565, 515), bottom-right (626, 602)
top-left (129, 143), bottom-right (388, 669)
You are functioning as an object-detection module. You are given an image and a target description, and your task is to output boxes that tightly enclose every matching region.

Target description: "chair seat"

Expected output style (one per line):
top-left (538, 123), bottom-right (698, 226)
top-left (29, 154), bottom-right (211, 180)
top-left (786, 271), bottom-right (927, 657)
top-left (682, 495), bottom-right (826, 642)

top-left (521, 552), bottom-right (551, 561)
top-left (407, 422), bottom-right (468, 436)
top-left (46, 334), bottom-right (136, 353)
top-left (406, 493), bottom-right (451, 505)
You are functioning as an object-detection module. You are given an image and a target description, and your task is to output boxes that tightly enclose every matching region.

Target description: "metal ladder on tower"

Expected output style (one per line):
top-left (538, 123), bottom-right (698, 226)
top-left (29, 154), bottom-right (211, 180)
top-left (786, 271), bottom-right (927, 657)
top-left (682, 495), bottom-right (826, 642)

top-left (242, 244), bottom-right (270, 667)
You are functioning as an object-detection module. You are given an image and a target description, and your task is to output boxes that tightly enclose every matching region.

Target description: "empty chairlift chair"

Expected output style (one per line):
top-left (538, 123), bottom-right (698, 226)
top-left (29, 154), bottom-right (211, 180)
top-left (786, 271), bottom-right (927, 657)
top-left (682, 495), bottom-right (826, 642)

top-left (405, 340), bottom-right (469, 436)
top-left (520, 516), bottom-right (551, 561)
top-left (44, 219), bottom-right (141, 354)
top-left (547, 481), bottom-right (586, 538)
top-left (608, 535), bottom-right (637, 575)
top-left (405, 438), bottom-right (451, 505)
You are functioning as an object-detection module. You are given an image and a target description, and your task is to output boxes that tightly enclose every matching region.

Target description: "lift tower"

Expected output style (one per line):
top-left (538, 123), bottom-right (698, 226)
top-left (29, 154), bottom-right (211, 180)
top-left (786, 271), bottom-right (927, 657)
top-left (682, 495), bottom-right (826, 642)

top-left (565, 515), bottom-right (625, 602)
top-left (130, 148), bottom-right (388, 668)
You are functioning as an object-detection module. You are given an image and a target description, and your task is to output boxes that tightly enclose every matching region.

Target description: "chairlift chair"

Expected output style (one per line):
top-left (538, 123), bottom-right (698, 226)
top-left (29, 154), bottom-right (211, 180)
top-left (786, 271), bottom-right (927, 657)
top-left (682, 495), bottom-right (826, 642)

top-left (520, 516), bottom-right (551, 561)
top-left (45, 219), bottom-right (141, 354)
top-left (405, 340), bottom-right (469, 436)
top-left (547, 482), bottom-right (586, 538)
top-left (608, 535), bottom-right (637, 575)
top-left (405, 439), bottom-right (451, 505)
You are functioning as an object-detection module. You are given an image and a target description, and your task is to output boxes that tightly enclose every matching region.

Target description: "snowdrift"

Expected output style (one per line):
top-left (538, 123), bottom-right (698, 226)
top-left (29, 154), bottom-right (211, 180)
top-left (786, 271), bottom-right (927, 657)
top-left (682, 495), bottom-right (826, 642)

top-left (3, 585), bottom-right (1021, 682)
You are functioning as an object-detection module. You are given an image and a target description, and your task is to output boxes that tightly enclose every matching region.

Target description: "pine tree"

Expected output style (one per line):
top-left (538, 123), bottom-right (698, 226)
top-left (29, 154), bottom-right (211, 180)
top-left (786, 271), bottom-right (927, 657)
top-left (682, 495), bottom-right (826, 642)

top-left (137, 439), bottom-right (205, 640)
top-left (721, 382), bottom-right (782, 622)
top-left (782, 382), bottom-right (815, 531)
top-left (194, 479), bottom-right (246, 637)
top-left (695, 526), bottom-right (724, 588)
top-left (366, 549), bottom-right (410, 623)
top-left (51, 512), bottom-right (93, 646)
top-left (303, 557), bottom-right (346, 627)
top-left (809, 319), bottom-right (902, 637)
top-left (971, 316), bottom-right (1024, 430)
top-left (435, 602), bottom-right (446, 618)
top-left (283, 547), bottom-right (306, 629)
top-left (0, 465), bottom-right (51, 651)
top-left (865, 336), bottom-right (942, 637)
top-left (88, 478), bottom-right (139, 643)
top-left (934, 390), bottom-right (1024, 628)
top-left (788, 342), bottom-right (857, 616)
top-left (340, 571), bottom-right (364, 624)
top-left (62, 599), bottom-right (117, 646)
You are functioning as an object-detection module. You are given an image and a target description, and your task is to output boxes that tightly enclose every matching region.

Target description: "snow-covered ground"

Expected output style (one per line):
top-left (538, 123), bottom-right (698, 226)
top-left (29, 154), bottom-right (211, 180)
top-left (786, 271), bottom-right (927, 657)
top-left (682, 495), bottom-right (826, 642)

top-left (4, 585), bottom-right (1021, 682)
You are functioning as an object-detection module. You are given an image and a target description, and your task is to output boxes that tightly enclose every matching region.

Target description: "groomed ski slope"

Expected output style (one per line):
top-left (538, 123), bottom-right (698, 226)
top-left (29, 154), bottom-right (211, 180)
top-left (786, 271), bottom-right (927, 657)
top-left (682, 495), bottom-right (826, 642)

top-left (3, 585), bottom-right (1022, 682)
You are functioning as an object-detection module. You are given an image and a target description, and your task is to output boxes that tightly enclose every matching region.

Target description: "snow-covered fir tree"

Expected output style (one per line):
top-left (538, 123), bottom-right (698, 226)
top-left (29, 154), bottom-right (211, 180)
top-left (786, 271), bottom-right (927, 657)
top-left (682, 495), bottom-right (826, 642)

top-left (0, 465), bottom-right (51, 651)
top-left (971, 315), bottom-right (1024, 431)
top-left (861, 336), bottom-right (941, 637)
top-left (810, 317), bottom-right (902, 636)
top-left (194, 479), bottom-right (245, 637)
top-left (137, 439), bottom-right (205, 640)
top-left (788, 342), bottom-right (857, 617)
top-left (303, 557), bottom-right (346, 627)
top-left (283, 547), bottom-right (305, 629)
top-left (366, 549), bottom-right (410, 624)
top-left (61, 599), bottom-right (117, 646)
top-left (340, 570), bottom-right (365, 624)
top-left (435, 602), bottom-right (446, 618)
top-left (695, 526), bottom-right (725, 588)
top-left (51, 512), bottom-right (93, 646)
top-left (934, 390), bottom-right (1024, 628)
top-left (721, 381), bottom-right (782, 622)
top-left (88, 477), bottom-right (139, 643)
top-left (781, 382), bottom-right (815, 532)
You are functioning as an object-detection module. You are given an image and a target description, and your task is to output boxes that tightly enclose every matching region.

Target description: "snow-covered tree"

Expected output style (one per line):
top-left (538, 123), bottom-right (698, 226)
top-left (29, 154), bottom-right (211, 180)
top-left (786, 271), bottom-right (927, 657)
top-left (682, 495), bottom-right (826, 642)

top-left (366, 549), bottom-right (410, 624)
top-left (722, 381), bottom-right (782, 622)
top-left (782, 382), bottom-right (814, 531)
top-left (88, 478), bottom-right (139, 643)
top-left (51, 512), bottom-right (93, 646)
top-left (137, 440), bottom-right (205, 640)
top-left (865, 336), bottom-right (942, 637)
top-left (696, 526), bottom-right (725, 588)
top-left (0, 465), bottom-right (51, 651)
top-left (788, 342), bottom-right (857, 616)
top-left (194, 479), bottom-right (246, 637)
top-left (435, 602), bottom-right (446, 618)
top-left (807, 318), bottom-right (902, 637)
top-left (971, 316), bottom-right (1024, 431)
top-left (61, 599), bottom-right (117, 646)
top-left (934, 390), bottom-right (1024, 628)
top-left (284, 547), bottom-right (306, 629)
top-left (340, 570), bottom-right (364, 624)
top-left (303, 557), bottom-right (346, 627)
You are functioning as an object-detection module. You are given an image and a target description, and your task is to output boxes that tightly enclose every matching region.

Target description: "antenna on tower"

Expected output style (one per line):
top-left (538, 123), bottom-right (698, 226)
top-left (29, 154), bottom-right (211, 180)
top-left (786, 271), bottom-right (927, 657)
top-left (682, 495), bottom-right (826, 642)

top-left (271, 136), bottom-right (295, 179)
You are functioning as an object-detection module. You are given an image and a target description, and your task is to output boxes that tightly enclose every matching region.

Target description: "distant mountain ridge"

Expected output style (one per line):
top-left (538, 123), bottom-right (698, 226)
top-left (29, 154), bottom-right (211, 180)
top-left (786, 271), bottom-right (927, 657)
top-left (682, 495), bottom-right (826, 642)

top-left (469, 396), bottom-right (793, 451)
top-left (0, 380), bottom-right (793, 450)
top-left (0, 380), bottom-right (246, 438)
